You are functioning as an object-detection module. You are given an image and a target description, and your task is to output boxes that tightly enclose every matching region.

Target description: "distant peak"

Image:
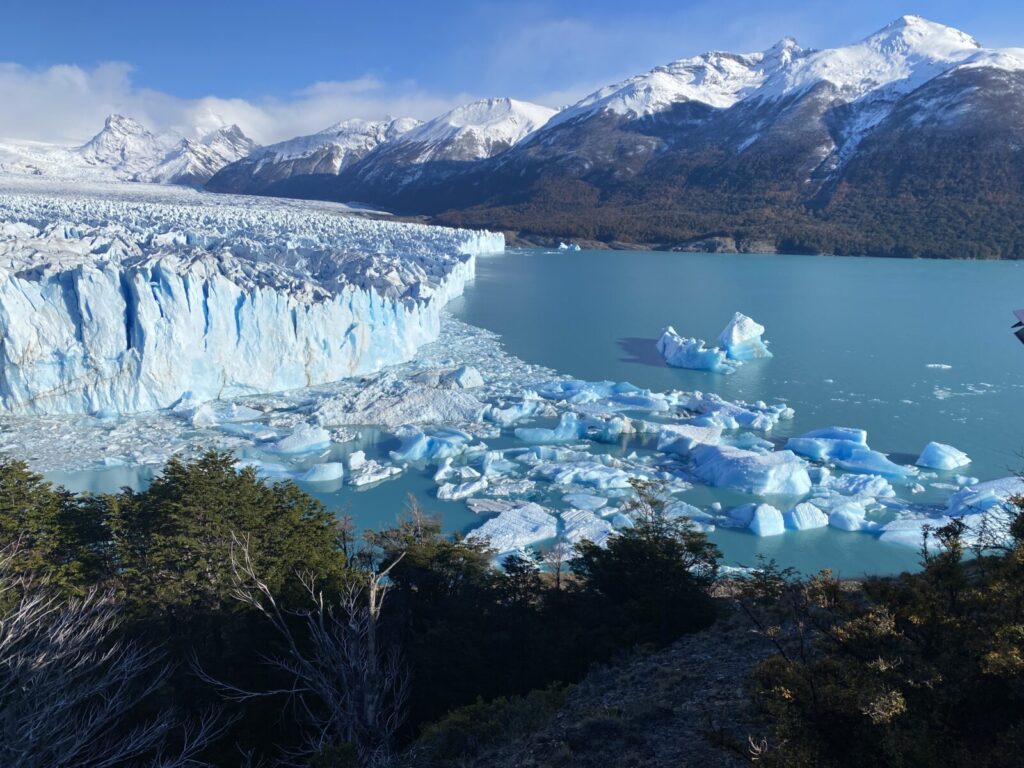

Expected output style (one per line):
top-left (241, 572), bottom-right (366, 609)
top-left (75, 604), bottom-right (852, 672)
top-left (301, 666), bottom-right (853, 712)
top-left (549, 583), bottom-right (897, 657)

top-left (770, 36), bottom-right (799, 51)
top-left (870, 14), bottom-right (980, 49)
top-left (102, 114), bottom-right (148, 133)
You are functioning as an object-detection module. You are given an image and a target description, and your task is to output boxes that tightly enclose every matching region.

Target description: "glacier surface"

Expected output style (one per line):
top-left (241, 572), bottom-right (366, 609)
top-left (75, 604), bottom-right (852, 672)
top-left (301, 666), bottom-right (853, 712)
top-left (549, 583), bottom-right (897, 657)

top-left (0, 181), bottom-right (502, 415)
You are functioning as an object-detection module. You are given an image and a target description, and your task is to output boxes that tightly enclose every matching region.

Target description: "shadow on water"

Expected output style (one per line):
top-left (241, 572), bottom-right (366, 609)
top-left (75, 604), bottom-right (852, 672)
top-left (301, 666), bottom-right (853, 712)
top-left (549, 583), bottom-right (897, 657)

top-left (617, 337), bottom-right (666, 367)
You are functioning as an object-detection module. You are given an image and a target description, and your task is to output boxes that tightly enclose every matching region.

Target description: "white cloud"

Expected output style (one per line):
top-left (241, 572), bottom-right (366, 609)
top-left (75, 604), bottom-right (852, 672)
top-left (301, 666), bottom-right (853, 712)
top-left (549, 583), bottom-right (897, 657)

top-left (0, 62), bottom-right (472, 145)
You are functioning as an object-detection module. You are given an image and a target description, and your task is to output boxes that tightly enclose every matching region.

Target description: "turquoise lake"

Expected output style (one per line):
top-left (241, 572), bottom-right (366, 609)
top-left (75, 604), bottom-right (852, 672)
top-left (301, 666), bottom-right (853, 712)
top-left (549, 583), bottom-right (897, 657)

top-left (47, 248), bottom-right (1024, 578)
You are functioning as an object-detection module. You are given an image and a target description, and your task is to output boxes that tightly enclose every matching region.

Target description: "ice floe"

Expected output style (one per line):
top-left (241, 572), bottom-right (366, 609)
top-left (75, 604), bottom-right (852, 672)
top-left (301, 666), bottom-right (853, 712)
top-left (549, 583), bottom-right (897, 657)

top-left (916, 441), bottom-right (971, 471)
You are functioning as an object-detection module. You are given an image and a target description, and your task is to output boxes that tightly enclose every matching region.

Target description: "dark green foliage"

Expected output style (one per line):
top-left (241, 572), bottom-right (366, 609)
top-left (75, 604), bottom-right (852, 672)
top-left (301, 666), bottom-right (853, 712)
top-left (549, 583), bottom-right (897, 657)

top-left (571, 480), bottom-right (720, 646)
top-left (750, 502), bottom-right (1024, 768)
top-left (0, 458), bottom-right (722, 764)
top-left (368, 486), bottom-right (719, 733)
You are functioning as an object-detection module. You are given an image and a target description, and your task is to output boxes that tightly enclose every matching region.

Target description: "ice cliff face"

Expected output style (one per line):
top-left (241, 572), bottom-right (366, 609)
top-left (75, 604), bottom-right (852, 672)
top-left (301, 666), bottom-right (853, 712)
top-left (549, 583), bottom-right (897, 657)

top-left (0, 183), bottom-right (503, 415)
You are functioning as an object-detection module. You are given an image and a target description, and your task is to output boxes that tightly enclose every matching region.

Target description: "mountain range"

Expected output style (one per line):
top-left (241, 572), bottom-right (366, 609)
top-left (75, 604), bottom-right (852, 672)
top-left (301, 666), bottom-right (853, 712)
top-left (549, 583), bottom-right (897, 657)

top-left (5, 16), bottom-right (1024, 258)
top-left (0, 115), bottom-right (255, 187)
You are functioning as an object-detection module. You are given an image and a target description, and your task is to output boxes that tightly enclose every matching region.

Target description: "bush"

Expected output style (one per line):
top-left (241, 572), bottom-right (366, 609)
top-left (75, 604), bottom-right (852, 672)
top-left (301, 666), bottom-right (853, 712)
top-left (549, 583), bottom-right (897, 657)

top-left (750, 502), bottom-right (1024, 768)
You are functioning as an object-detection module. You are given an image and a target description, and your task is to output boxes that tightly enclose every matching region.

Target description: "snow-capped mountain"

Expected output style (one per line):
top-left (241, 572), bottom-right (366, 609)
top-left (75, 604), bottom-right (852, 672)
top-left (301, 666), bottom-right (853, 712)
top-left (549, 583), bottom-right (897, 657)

top-left (383, 98), bottom-right (556, 164)
top-left (206, 118), bottom-right (418, 195)
top-left (77, 114), bottom-right (169, 177)
top-left (209, 98), bottom-right (554, 198)
top-left (146, 125), bottom-right (257, 186)
top-left (0, 115), bottom-right (257, 188)
top-left (316, 15), bottom-right (1024, 259)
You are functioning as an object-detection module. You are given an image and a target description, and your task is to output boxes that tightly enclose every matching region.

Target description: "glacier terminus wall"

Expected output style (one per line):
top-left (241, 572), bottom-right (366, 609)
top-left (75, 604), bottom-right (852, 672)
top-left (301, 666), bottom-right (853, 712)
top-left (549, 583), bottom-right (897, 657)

top-left (0, 182), bottom-right (504, 415)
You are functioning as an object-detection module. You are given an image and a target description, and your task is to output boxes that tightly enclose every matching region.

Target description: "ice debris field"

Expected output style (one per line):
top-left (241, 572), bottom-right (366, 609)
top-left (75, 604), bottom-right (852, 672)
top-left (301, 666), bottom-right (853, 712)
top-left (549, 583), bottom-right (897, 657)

top-left (0, 180), bottom-right (1018, 567)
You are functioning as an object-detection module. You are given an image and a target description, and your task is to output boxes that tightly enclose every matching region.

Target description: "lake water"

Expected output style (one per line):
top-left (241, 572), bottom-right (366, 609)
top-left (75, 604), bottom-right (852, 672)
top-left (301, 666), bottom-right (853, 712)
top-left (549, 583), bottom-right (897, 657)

top-left (47, 248), bottom-right (1024, 578)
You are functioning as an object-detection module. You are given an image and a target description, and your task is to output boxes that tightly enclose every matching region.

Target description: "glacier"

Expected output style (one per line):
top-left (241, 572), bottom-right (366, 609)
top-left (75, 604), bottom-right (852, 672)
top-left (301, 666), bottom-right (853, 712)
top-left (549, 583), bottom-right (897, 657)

top-left (0, 182), bottom-right (503, 415)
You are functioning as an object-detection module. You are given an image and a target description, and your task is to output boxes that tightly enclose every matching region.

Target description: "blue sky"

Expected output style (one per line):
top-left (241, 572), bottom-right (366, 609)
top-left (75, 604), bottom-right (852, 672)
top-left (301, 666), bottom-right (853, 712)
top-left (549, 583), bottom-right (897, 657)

top-left (2, 0), bottom-right (1022, 143)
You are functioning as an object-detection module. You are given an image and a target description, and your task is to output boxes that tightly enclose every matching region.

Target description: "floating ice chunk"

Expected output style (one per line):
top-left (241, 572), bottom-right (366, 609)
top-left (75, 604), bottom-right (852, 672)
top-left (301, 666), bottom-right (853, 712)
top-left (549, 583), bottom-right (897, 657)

top-left (787, 427), bottom-right (910, 478)
top-left (561, 508), bottom-right (615, 547)
top-left (466, 502), bottom-right (558, 553)
top-left (610, 512), bottom-right (634, 529)
top-left (678, 391), bottom-right (792, 432)
top-left (217, 421), bottom-right (277, 441)
top-left (784, 501), bottom-right (829, 530)
top-left (916, 442), bottom-right (971, 471)
top-left (485, 478), bottom-right (537, 497)
top-left (946, 477), bottom-right (1024, 517)
top-left (348, 459), bottom-right (402, 487)
top-left (514, 412), bottom-right (585, 445)
top-left (722, 433), bottom-right (774, 453)
top-left (717, 312), bottom-right (772, 360)
top-left (219, 403), bottom-right (264, 422)
top-left (294, 462), bottom-right (345, 483)
top-left (347, 450), bottom-right (367, 470)
top-left (437, 477), bottom-right (488, 500)
top-left (725, 503), bottom-right (756, 527)
top-left (389, 426), bottom-right (474, 463)
top-left (665, 500), bottom-right (717, 527)
top-left (656, 423), bottom-right (723, 456)
top-left (486, 396), bottom-right (541, 427)
top-left (533, 460), bottom-right (633, 491)
top-left (690, 444), bottom-right (812, 496)
top-left (271, 423), bottom-right (331, 454)
top-left (749, 504), bottom-right (785, 537)
top-left (444, 365), bottom-right (484, 389)
top-left (828, 502), bottom-right (868, 532)
top-left (563, 492), bottom-right (608, 511)
top-left (585, 415), bottom-right (635, 443)
top-left (820, 472), bottom-right (896, 499)
top-left (557, 242), bottom-right (581, 251)
top-left (878, 516), bottom-right (949, 548)
top-left (656, 327), bottom-right (737, 373)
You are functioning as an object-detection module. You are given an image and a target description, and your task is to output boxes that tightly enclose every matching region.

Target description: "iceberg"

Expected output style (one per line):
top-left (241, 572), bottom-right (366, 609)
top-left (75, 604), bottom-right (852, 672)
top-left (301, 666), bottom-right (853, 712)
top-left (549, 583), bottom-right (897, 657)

top-left (0, 186), bottom-right (503, 415)
top-left (466, 501), bottom-right (559, 553)
top-left (561, 508), bottom-right (615, 547)
top-left (270, 424), bottom-right (331, 454)
top-left (784, 501), bottom-right (829, 531)
top-left (828, 502), bottom-right (869, 532)
top-left (294, 462), bottom-right (345, 483)
top-left (717, 312), bottom-right (772, 360)
top-left (437, 477), bottom-right (488, 500)
top-left (389, 426), bottom-right (475, 463)
top-left (656, 423), bottom-right (723, 456)
top-left (656, 327), bottom-right (737, 373)
top-left (514, 412), bottom-right (585, 445)
top-left (946, 477), bottom-right (1024, 517)
top-left (786, 427), bottom-right (911, 478)
top-left (916, 441), bottom-right (971, 471)
top-left (690, 444), bottom-right (812, 496)
top-left (748, 504), bottom-right (786, 537)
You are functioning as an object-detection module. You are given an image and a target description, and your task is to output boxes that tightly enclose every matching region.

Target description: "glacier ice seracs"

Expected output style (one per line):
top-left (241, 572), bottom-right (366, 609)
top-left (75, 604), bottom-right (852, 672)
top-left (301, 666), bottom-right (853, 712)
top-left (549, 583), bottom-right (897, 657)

top-left (0, 183), bottom-right (503, 415)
